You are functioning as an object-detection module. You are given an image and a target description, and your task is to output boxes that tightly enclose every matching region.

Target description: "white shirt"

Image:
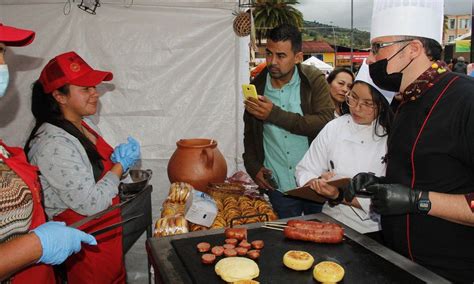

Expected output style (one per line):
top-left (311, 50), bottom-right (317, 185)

top-left (295, 114), bottom-right (387, 234)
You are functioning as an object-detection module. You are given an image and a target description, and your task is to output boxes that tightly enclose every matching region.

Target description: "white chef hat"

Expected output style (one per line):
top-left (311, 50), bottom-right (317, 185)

top-left (355, 59), bottom-right (395, 103)
top-left (371, 0), bottom-right (444, 45)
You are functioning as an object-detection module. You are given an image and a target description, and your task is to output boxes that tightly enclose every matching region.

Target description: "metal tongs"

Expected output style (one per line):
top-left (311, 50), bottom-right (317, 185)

top-left (70, 194), bottom-right (140, 236)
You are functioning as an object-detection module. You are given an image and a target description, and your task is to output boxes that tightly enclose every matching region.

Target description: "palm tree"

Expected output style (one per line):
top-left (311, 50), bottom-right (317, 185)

top-left (253, 0), bottom-right (303, 44)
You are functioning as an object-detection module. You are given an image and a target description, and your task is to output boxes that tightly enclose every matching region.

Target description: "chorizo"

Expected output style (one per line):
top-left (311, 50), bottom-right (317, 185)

top-left (196, 242), bottom-right (211, 253)
top-left (238, 240), bottom-right (252, 249)
top-left (201, 253), bottom-right (216, 264)
top-left (223, 243), bottom-right (236, 250)
top-left (211, 246), bottom-right (224, 256)
top-left (287, 219), bottom-right (343, 232)
top-left (235, 247), bottom-right (248, 256)
top-left (224, 238), bottom-right (239, 245)
top-left (223, 248), bottom-right (237, 257)
top-left (247, 249), bottom-right (260, 260)
top-left (251, 240), bottom-right (264, 249)
top-left (224, 227), bottom-right (247, 240)
top-left (283, 226), bottom-right (343, 244)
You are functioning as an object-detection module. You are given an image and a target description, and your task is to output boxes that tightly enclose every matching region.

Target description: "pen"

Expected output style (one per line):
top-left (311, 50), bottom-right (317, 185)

top-left (329, 160), bottom-right (335, 172)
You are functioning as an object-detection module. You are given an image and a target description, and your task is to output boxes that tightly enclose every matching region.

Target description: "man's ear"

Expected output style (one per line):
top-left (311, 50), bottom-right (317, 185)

top-left (409, 40), bottom-right (424, 59)
top-left (295, 51), bottom-right (304, 64)
top-left (52, 90), bottom-right (67, 105)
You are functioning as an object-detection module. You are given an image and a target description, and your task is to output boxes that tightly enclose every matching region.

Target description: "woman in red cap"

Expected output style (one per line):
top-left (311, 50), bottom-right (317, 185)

top-left (25, 51), bottom-right (140, 284)
top-left (0, 23), bottom-right (97, 283)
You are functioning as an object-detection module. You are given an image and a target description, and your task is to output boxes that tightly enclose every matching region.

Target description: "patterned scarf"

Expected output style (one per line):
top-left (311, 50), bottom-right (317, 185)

top-left (397, 60), bottom-right (449, 103)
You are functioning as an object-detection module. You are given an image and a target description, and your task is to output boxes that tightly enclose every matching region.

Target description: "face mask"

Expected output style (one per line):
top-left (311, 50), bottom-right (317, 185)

top-left (0, 65), bottom-right (9, 97)
top-left (369, 44), bottom-right (413, 92)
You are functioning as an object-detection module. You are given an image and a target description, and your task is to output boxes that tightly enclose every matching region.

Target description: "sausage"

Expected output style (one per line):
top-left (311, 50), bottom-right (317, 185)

top-left (287, 219), bottom-right (344, 232)
top-left (196, 242), bottom-right (211, 252)
top-left (225, 228), bottom-right (247, 241)
top-left (201, 253), bottom-right (216, 264)
top-left (224, 238), bottom-right (239, 245)
top-left (283, 226), bottom-right (343, 244)
top-left (235, 247), bottom-right (248, 256)
top-left (238, 240), bottom-right (252, 249)
top-left (251, 240), bottom-right (264, 249)
top-left (223, 243), bottom-right (236, 250)
top-left (287, 220), bottom-right (344, 239)
top-left (223, 248), bottom-right (237, 257)
top-left (211, 246), bottom-right (224, 256)
top-left (247, 249), bottom-right (260, 260)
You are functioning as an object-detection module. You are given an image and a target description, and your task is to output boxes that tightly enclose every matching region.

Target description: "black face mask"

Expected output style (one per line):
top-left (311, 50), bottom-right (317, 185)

top-left (369, 44), bottom-right (413, 92)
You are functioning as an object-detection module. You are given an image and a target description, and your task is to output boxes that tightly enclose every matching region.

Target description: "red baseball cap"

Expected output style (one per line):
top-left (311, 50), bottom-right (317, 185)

top-left (39, 51), bottom-right (113, 93)
top-left (0, 23), bottom-right (35, 46)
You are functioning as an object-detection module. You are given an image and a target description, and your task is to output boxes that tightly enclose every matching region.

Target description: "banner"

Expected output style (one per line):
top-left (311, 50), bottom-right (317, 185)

top-left (455, 40), bottom-right (471, 52)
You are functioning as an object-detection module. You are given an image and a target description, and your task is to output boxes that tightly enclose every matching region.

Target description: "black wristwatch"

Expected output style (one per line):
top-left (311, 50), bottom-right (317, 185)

top-left (417, 191), bottom-right (431, 214)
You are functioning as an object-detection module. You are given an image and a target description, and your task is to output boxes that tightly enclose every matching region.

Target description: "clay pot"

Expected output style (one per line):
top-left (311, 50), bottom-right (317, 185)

top-left (167, 139), bottom-right (227, 193)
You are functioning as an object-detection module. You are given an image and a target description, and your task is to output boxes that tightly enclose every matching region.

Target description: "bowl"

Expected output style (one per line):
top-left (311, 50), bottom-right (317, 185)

top-left (119, 169), bottom-right (152, 195)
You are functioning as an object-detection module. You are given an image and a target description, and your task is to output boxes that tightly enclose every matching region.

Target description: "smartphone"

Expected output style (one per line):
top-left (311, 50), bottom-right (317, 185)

top-left (242, 84), bottom-right (259, 101)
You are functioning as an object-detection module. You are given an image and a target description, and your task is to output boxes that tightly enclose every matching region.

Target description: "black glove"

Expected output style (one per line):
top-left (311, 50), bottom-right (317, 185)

top-left (344, 172), bottom-right (385, 202)
top-left (366, 183), bottom-right (422, 215)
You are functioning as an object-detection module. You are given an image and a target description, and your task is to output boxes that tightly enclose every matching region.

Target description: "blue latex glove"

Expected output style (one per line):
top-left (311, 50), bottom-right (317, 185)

top-left (111, 136), bottom-right (141, 171)
top-left (32, 221), bottom-right (97, 265)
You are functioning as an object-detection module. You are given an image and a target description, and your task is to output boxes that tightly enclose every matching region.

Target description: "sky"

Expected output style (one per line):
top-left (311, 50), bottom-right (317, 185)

top-left (296, 0), bottom-right (472, 31)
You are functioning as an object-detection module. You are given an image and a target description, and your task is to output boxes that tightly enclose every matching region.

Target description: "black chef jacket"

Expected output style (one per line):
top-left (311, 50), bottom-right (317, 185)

top-left (384, 72), bottom-right (474, 283)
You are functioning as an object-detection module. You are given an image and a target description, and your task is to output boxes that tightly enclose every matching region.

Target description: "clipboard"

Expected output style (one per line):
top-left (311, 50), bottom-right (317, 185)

top-left (285, 186), bottom-right (327, 203)
top-left (284, 177), bottom-right (352, 203)
top-left (326, 177), bottom-right (351, 188)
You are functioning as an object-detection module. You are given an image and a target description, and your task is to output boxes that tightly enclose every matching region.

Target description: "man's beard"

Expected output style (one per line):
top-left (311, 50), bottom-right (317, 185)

top-left (268, 65), bottom-right (293, 80)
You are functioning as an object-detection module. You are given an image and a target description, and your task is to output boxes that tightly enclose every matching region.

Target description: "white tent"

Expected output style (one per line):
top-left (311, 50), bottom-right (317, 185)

top-left (303, 56), bottom-right (334, 73)
top-left (0, 1), bottom-right (249, 281)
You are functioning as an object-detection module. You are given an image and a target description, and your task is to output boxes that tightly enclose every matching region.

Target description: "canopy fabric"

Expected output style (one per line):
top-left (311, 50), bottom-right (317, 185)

top-left (302, 56), bottom-right (334, 72)
top-left (0, 0), bottom-right (249, 223)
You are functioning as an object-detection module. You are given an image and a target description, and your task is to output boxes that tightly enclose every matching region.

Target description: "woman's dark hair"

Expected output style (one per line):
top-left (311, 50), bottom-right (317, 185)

top-left (327, 68), bottom-right (354, 85)
top-left (268, 24), bottom-right (302, 53)
top-left (327, 68), bottom-right (354, 115)
top-left (24, 81), bottom-right (103, 181)
top-left (351, 81), bottom-right (393, 137)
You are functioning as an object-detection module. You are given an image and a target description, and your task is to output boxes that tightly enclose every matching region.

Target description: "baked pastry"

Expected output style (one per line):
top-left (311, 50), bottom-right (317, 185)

top-left (215, 257), bottom-right (259, 283)
top-left (283, 250), bottom-right (314, 271)
top-left (313, 261), bottom-right (345, 283)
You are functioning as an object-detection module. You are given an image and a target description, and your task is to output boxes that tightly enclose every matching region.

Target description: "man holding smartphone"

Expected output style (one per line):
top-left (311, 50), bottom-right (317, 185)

top-left (243, 24), bottom-right (334, 218)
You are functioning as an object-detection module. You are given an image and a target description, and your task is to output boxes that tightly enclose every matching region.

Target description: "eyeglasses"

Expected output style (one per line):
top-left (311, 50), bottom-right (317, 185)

top-left (345, 91), bottom-right (375, 111)
top-left (370, 39), bottom-right (412, 55)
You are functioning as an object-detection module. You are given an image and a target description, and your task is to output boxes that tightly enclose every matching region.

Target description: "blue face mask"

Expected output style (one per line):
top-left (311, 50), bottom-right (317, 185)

top-left (0, 65), bottom-right (9, 97)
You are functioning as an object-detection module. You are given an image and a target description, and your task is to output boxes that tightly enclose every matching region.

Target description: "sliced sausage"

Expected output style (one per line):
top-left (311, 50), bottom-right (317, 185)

top-left (211, 246), bottom-right (224, 257)
top-left (223, 243), bottom-right (235, 250)
top-left (247, 249), bottom-right (260, 260)
top-left (201, 253), bottom-right (216, 264)
top-left (224, 238), bottom-right (239, 245)
top-left (251, 240), bottom-right (264, 249)
top-left (223, 248), bottom-right (237, 257)
top-left (196, 242), bottom-right (211, 253)
top-left (235, 247), bottom-right (248, 256)
top-left (239, 240), bottom-right (251, 249)
top-left (225, 228), bottom-right (247, 241)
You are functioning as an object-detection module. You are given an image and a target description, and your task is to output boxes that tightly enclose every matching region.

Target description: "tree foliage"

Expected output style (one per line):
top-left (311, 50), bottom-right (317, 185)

top-left (253, 0), bottom-right (304, 43)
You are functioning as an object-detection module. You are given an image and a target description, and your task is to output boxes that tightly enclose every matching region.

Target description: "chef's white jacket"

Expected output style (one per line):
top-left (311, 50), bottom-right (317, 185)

top-left (295, 114), bottom-right (387, 234)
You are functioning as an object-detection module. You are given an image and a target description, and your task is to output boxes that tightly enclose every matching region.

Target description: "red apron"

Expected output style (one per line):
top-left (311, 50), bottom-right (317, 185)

top-left (53, 123), bottom-right (126, 284)
top-left (0, 141), bottom-right (56, 284)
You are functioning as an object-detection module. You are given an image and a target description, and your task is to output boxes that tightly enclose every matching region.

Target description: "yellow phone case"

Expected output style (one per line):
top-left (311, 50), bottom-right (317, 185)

top-left (242, 84), bottom-right (259, 100)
